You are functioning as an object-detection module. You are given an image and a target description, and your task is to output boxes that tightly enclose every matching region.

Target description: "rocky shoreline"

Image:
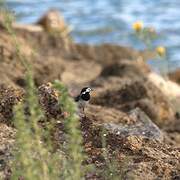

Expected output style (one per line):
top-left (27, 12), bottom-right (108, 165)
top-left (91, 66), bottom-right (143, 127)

top-left (0, 10), bottom-right (179, 179)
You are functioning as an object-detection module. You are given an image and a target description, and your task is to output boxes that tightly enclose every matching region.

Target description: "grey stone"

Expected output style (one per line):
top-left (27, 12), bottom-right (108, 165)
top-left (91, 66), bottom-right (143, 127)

top-left (103, 108), bottom-right (164, 141)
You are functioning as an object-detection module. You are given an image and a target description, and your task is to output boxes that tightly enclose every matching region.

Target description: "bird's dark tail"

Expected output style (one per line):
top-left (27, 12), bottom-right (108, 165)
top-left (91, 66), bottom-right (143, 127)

top-left (74, 95), bottom-right (80, 102)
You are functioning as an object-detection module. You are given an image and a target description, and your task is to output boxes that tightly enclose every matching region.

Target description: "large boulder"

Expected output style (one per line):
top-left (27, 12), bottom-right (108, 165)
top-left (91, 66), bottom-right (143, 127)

top-left (37, 9), bottom-right (69, 34)
top-left (91, 78), bottom-right (175, 126)
top-left (103, 108), bottom-right (164, 142)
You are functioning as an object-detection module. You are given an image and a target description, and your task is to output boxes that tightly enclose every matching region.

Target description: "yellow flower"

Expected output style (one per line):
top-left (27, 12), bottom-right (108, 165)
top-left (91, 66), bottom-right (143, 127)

top-left (132, 21), bottom-right (143, 32)
top-left (156, 46), bottom-right (166, 57)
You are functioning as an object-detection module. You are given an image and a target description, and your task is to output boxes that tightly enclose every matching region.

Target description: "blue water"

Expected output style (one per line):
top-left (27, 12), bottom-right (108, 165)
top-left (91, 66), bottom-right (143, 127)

top-left (6, 0), bottom-right (180, 71)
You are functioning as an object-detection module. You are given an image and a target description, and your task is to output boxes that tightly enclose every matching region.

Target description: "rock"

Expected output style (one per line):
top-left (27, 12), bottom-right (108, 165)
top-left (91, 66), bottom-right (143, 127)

top-left (100, 60), bottom-right (149, 79)
top-left (91, 80), bottom-right (148, 107)
top-left (0, 85), bottom-right (23, 123)
top-left (37, 9), bottom-right (69, 34)
top-left (0, 83), bottom-right (63, 123)
top-left (74, 44), bottom-right (140, 65)
top-left (38, 83), bottom-right (62, 119)
top-left (34, 57), bottom-right (65, 86)
top-left (13, 23), bottom-right (43, 33)
top-left (86, 104), bottom-right (136, 125)
top-left (169, 68), bottom-right (180, 85)
top-left (0, 33), bottom-right (33, 58)
top-left (91, 78), bottom-right (175, 126)
top-left (148, 72), bottom-right (180, 117)
top-left (0, 123), bottom-right (15, 179)
top-left (85, 105), bottom-right (163, 152)
top-left (148, 72), bottom-right (180, 98)
top-left (61, 61), bottom-right (102, 85)
top-left (81, 108), bottom-right (180, 180)
top-left (103, 108), bottom-right (164, 142)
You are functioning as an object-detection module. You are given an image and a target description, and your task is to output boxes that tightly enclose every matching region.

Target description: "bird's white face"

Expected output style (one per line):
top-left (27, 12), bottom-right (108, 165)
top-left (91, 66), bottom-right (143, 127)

top-left (82, 87), bottom-right (92, 94)
top-left (86, 87), bottom-right (92, 93)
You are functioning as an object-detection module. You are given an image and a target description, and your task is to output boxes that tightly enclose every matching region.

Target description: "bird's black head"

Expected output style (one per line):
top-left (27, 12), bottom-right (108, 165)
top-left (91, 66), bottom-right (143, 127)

top-left (80, 87), bottom-right (92, 94)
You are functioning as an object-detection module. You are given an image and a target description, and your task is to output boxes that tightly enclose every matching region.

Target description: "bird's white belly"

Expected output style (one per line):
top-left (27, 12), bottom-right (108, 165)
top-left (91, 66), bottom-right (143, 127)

top-left (78, 100), bottom-right (88, 110)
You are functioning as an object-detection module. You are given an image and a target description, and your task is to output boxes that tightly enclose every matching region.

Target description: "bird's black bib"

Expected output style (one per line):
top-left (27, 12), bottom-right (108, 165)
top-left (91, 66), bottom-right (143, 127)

top-left (81, 93), bottom-right (90, 101)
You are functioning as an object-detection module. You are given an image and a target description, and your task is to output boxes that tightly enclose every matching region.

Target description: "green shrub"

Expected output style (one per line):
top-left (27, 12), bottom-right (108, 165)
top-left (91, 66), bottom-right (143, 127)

top-left (12, 70), bottom-right (61, 180)
top-left (53, 80), bottom-right (86, 180)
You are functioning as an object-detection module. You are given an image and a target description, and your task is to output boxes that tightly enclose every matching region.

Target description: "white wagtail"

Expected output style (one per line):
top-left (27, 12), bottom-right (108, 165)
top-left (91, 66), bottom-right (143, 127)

top-left (75, 87), bottom-right (93, 113)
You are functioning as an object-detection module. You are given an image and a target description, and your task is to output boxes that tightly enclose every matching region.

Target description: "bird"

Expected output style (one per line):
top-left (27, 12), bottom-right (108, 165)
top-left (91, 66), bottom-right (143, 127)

top-left (74, 87), bottom-right (93, 114)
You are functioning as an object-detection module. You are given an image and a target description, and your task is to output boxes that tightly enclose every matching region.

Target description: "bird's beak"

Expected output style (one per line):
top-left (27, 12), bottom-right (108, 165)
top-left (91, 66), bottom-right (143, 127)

top-left (90, 88), bottom-right (95, 96)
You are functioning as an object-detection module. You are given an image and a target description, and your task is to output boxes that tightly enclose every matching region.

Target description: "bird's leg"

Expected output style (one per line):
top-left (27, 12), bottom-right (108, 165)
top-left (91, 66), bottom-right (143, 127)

top-left (82, 106), bottom-right (86, 118)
